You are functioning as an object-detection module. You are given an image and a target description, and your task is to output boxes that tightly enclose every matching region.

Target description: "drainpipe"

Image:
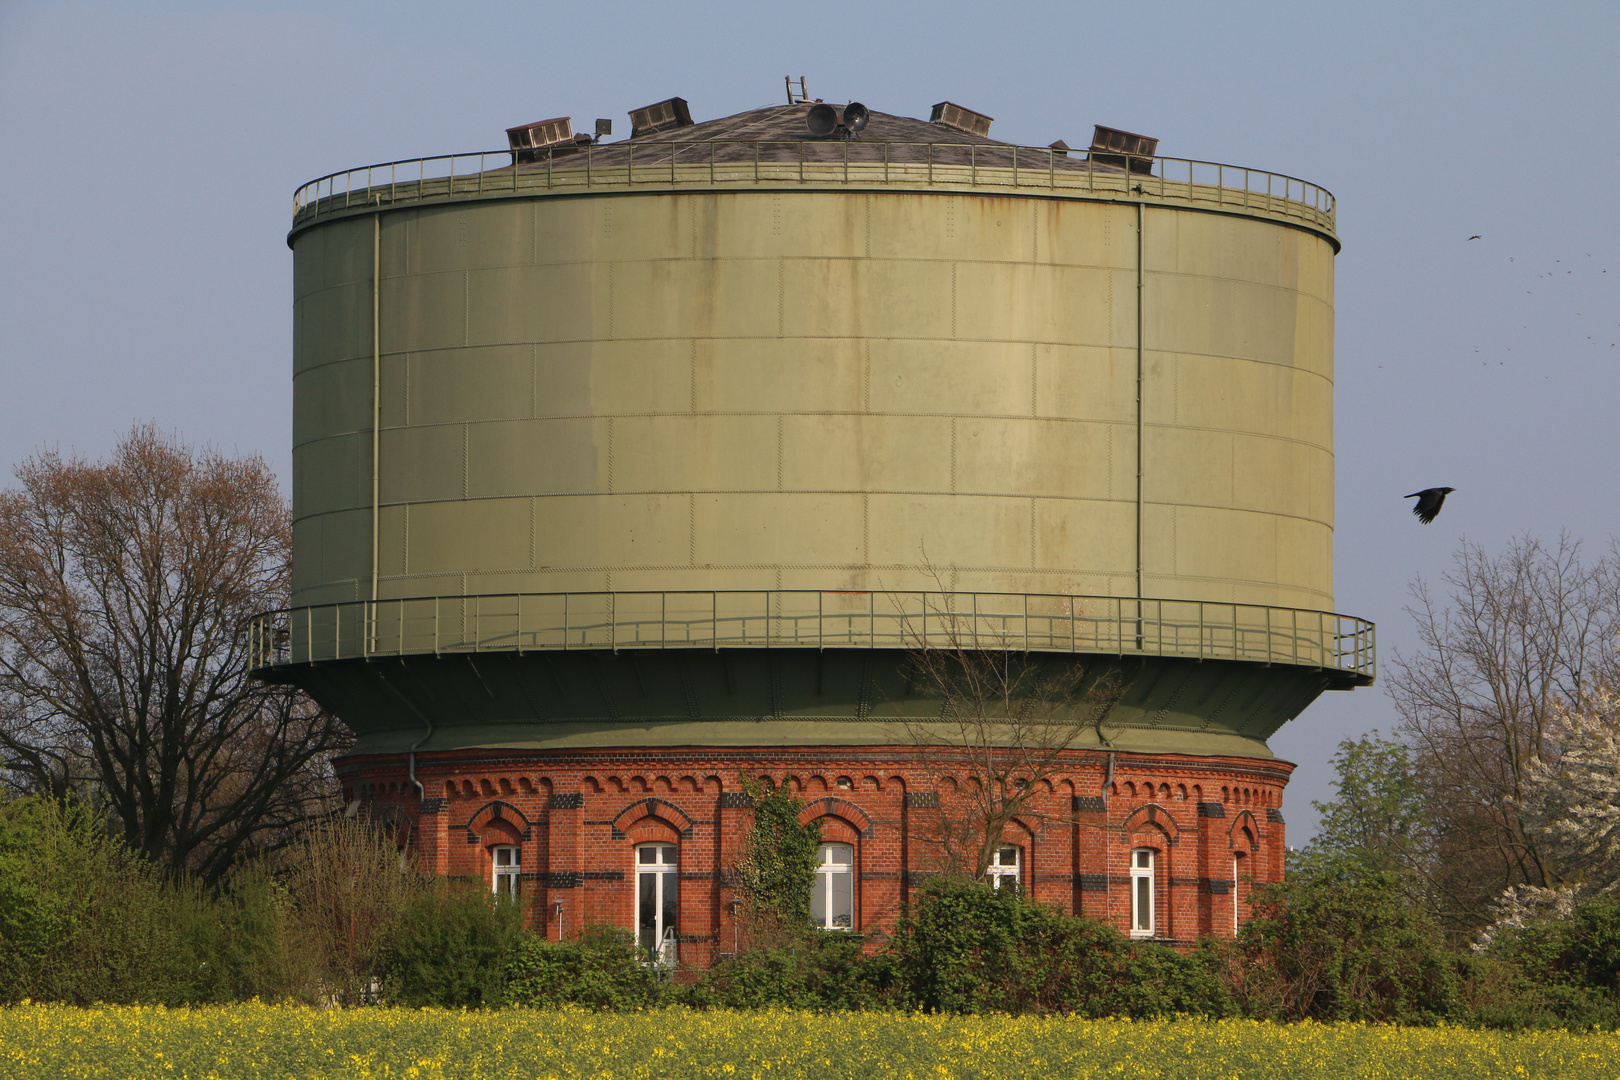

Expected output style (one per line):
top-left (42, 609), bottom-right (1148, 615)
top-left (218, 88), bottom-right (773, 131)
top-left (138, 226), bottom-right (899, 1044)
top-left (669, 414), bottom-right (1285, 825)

top-left (408, 750), bottom-right (425, 803)
top-left (407, 709), bottom-right (434, 803)
top-left (372, 666), bottom-right (434, 803)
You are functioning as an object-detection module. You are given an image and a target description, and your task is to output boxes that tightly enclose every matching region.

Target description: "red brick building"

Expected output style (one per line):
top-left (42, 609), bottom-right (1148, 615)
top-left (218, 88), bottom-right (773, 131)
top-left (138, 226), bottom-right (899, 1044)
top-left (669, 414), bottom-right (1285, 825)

top-left (260, 95), bottom-right (1372, 963)
top-left (337, 745), bottom-right (1291, 958)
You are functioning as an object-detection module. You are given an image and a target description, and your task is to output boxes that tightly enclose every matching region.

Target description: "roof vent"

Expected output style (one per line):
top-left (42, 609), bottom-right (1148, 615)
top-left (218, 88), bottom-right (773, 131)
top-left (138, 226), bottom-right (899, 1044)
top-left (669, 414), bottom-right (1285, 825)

top-left (1089, 125), bottom-right (1158, 176)
top-left (930, 101), bottom-right (993, 137)
top-left (507, 117), bottom-right (575, 163)
top-left (628, 97), bottom-right (693, 138)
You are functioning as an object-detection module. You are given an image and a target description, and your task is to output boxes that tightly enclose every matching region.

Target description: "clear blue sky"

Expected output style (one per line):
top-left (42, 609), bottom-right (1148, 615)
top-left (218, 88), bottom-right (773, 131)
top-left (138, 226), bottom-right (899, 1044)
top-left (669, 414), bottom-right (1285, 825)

top-left (3, 0), bottom-right (1617, 840)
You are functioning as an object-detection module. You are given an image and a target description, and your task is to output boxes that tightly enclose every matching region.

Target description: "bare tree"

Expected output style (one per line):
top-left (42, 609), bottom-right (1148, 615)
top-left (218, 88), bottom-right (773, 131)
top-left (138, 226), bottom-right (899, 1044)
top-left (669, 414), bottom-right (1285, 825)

top-left (1387, 533), bottom-right (1620, 928)
top-left (276, 817), bottom-right (419, 1004)
top-left (898, 591), bottom-right (1122, 883)
top-left (0, 425), bottom-right (348, 882)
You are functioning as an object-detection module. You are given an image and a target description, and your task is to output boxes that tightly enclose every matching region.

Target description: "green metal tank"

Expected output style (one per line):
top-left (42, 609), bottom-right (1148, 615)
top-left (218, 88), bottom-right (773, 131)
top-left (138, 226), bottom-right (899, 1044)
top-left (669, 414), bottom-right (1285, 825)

top-left (263, 101), bottom-right (1371, 759)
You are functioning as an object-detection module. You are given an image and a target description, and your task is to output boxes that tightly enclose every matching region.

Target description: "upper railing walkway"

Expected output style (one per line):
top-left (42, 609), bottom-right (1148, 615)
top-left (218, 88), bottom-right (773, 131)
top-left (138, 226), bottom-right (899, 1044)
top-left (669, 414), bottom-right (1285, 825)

top-left (249, 590), bottom-right (1374, 684)
top-left (290, 142), bottom-right (1336, 240)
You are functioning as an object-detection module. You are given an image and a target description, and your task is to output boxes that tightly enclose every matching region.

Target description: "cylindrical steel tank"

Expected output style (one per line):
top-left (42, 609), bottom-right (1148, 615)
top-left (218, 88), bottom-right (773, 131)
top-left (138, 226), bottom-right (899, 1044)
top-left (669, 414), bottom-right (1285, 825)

top-left (267, 103), bottom-right (1369, 764)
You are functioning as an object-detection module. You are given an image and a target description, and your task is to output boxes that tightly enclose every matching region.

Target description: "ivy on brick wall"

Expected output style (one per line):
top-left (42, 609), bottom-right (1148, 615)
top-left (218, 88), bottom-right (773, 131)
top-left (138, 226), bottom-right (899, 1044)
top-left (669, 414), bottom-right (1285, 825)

top-left (735, 780), bottom-right (822, 924)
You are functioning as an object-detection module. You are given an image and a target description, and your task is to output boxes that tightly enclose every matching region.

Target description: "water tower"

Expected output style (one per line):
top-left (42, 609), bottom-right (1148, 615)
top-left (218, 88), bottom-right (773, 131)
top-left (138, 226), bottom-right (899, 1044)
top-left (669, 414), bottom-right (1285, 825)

top-left (256, 91), bottom-right (1372, 957)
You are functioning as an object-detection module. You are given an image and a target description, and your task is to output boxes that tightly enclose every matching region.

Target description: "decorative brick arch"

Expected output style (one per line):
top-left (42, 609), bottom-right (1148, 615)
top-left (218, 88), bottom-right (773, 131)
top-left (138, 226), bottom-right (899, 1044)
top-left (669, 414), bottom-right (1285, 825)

top-left (1228, 810), bottom-right (1260, 852)
top-left (610, 797), bottom-right (695, 839)
top-left (464, 800), bottom-right (533, 843)
top-left (1006, 815), bottom-right (1041, 841)
top-left (798, 796), bottom-right (874, 838)
top-left (1122, 802), bottom-right (1182, 845)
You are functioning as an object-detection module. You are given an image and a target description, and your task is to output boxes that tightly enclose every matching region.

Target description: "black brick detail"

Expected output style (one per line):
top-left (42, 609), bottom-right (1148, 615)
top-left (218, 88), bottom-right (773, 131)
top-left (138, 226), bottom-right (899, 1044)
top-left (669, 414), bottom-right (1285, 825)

top-left (540, 871), bottom-right (582, 888)
top-left (859, 871), bottom-right (901, 881)
top-left (681, 827), bottom-right (694, 840)
top-left (582, 870), bottom-right (625, 881)
top-left (611, 827), bottom-right (626, 839)
top-left (1205, 878), bottom-right (1232, 895)
top-left (718, 792), bottom-right (755, 809)
top-left (1266, 808), bottom-right (1285, 824)
top-left (905, 791), bottom-right (939, 808)
top-left (676, 933), bottom-right (717, 944)
top-left (550, 793), bottom-right (583, 810)
top-left (679, 871), bottom-right (716, 881)
top-left (1197, 801), bottom-right (1226, 818)
top-left (1071, 795), bottom-right (1106, 813)
top-left (1076, 873), bottom-right (1108, 892)
top-left (466, 832), bottom-right (479, 844)
top-left (418, 797), bottom-right (447, 815)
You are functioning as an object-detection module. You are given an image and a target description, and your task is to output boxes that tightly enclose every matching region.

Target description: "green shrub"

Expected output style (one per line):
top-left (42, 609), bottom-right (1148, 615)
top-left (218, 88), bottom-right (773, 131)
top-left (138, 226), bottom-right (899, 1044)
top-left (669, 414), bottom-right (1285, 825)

top-left (1467, 896), bottom-right (1620, 1030)
top-left (379, 884), bottom-right (522, 1007)
top-left (0, 794), bottom-right (239, 1005)
top-left (1235, 865), bottom-right (1462, 1023)
top-left (882, 877), bottom-right (1232, 1017)
top-left (682, 930), bottom-right (883, 1010)
top-left (502, 924), bottom-right (667, 1009)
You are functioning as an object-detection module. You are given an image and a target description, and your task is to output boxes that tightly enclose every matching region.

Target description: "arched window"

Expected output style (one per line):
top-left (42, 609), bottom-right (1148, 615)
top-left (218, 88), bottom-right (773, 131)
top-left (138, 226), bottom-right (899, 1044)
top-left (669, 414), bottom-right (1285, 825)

top-left (635, 843), bottom-right (678, 966)
top-left (1129, 848), bottom-right (1156, 938)
top-left (491, 845), bottom-right (521, 899)
top-left (987, 844), bottom-right (1022, 892)
top-left (812, 842), bottom-right (855, 930)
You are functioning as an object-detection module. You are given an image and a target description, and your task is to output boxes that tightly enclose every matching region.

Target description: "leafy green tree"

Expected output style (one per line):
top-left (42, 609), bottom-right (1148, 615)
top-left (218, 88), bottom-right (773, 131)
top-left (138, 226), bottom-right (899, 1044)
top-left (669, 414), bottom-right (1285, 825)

top-left (1294, 732), bottom-right (1439, 912)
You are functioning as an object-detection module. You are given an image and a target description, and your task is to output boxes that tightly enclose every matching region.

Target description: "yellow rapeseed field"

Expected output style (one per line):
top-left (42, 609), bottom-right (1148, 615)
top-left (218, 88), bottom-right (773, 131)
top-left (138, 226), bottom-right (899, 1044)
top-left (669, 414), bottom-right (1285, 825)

top-left (0, 1004), bottom-right (1615, 1080)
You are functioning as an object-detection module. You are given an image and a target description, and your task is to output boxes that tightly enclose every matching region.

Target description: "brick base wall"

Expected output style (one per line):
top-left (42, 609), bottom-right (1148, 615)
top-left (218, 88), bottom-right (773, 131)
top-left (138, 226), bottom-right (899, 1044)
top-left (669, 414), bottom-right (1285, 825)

top-left (337, 745), bottom-right (1291, 965)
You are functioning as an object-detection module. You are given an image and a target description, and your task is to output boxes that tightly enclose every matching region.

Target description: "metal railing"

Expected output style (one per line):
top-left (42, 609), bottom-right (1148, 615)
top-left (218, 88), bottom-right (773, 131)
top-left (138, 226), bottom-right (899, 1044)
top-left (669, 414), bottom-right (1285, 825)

top-left (249, 590), bottom-right (1374, 681)
top-left (290, 142), bottom-right (1335, 236)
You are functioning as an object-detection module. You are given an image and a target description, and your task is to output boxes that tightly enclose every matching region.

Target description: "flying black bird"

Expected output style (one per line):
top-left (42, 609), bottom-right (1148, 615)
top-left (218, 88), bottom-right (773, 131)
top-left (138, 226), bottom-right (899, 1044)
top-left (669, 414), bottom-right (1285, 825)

top-left (1467, 235), bottom-right (1482, 240)
top-left (1405, 487), bottom-right (1455, 524)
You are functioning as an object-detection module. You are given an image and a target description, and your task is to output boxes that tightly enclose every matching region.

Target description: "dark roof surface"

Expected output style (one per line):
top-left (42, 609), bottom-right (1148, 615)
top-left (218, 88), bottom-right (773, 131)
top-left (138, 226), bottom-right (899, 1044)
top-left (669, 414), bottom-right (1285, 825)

top-left (629, 103), bottom-right (1006, 147)
top-left (523, 103), bottom-right (1116, 174)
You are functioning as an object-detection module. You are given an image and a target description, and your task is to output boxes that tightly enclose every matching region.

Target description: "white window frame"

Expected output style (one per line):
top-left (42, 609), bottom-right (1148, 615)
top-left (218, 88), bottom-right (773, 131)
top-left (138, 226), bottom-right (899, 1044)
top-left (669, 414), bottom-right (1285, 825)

top-left (1129, 847), bottom-right (1156, 938)
top-left (1232, 852), bottom-right (1246, 934)
top-left (491, 844), bottom-right (521, 899)
top-left (812, 842), bottom-right (856, 930)
top-left (635, 843), bottom-right (679, 966)
top-left (987, 844), bottom-right (1022, 892)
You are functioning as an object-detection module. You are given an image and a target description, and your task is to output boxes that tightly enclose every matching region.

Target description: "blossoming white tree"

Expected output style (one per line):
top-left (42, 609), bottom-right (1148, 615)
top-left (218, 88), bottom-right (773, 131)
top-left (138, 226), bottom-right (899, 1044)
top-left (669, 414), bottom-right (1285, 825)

top-left (1518, 686), bottom-right (1620, 894)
